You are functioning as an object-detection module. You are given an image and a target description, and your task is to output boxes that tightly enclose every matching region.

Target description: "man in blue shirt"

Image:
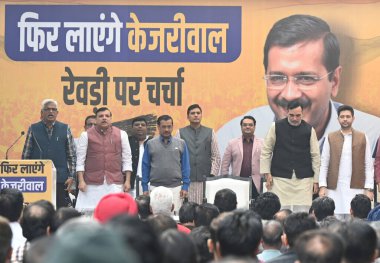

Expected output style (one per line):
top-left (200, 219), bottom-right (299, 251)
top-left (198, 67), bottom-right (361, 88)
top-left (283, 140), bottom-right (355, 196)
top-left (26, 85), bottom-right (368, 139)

top-left (142, 115), bottom-right (190, 215)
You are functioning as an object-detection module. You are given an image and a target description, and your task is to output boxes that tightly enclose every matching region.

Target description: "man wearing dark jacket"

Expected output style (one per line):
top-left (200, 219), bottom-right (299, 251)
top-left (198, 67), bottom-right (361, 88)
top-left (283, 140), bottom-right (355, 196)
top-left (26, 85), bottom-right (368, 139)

top-left (128, 117), bottom-right (152, 197)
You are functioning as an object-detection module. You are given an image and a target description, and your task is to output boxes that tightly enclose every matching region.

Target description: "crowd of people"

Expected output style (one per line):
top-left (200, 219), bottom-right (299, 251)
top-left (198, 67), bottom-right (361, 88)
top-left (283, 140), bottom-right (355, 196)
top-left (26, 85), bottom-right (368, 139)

top-left (2, 185), bottom-right (380, 263)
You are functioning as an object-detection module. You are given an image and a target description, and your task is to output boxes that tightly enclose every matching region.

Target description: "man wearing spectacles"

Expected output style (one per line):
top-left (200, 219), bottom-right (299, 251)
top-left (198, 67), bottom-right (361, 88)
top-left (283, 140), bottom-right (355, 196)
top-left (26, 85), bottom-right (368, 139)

top-left (221, 116), bottom-right (263, 198)
top-left (217, 14), bottom-right (380, 158)
top-left (22, 99), bottom-right (76, 208)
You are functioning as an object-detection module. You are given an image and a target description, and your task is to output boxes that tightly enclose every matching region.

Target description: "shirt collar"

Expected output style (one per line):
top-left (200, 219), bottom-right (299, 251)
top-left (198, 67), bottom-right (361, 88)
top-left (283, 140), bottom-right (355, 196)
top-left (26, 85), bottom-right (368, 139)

top-left (159, 135), bottom-right (172, 143)
top-left (42, 121), bottom-right (55, 128)
top-left (242, 135), bottom-right (254, 143)
top-left (95, 125), bottom-right (112, 135)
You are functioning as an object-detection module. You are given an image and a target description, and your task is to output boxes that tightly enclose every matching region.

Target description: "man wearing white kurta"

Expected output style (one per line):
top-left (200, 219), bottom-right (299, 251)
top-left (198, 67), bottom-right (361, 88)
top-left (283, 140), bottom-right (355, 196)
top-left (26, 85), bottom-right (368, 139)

top-left (319, 105), bottom-right (374, 220)
top-left (76, 107), bottom-right (132, 215)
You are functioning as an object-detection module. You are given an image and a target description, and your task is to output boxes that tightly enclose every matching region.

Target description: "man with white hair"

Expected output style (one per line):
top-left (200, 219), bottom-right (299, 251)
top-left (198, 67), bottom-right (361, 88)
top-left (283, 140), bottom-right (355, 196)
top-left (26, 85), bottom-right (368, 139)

top-left (22, 99), bottom-right (76, 208)
top-left (150, 186), bottom-right (191, 233)
top-left (150, 186), bottom-right (174, 216)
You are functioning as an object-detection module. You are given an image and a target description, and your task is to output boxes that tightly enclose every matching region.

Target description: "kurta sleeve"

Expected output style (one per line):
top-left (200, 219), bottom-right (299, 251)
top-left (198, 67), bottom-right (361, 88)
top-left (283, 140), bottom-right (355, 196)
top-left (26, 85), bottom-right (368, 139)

top-left (310, 128), bottom-right (321, 183)
top-left (260, 123), bottom-right (276, 174)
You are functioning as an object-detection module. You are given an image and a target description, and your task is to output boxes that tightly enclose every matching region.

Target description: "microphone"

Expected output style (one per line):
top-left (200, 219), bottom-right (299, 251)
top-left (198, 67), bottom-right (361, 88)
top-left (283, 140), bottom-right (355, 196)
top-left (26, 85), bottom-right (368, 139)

top-left (5, 131), bottom-right (25, 159)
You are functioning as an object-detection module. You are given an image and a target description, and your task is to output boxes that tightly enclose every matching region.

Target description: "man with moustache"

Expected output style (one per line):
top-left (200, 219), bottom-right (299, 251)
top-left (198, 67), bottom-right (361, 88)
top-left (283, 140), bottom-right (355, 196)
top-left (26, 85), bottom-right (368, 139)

top-left (75, 107), bottom-right (132, 214)
top-left (142, 115), bottom-right (190, 215)
top-left (217, 14), bottom-right (380, 156)
top-left (22, 99), bottom-right (76, 208)
top-left (261, 101), bottom-right (320, 212)
top-left (127, 117), bottom-right (152, 197)
top-left (319, 105), bottom-right (373, 220)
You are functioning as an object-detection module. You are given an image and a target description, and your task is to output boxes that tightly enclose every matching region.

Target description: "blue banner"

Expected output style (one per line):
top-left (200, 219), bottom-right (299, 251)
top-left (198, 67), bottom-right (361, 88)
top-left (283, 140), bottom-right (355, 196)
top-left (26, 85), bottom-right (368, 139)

top-left (0, 177), bottom-right (47, 192)
top-left (5, 5), bottom-right (241, 62)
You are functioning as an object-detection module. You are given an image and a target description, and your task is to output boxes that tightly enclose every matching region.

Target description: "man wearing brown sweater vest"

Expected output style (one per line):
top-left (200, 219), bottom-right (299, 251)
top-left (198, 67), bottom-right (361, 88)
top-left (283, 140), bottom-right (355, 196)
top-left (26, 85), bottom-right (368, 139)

top-left (319, 105), bottom-right (374, 220)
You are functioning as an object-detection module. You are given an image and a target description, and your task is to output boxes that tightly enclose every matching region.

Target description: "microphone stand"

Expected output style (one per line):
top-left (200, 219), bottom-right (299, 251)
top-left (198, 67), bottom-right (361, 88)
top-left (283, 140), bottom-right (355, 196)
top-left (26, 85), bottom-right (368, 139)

top-left (5, 131), bottom-right (25, 159)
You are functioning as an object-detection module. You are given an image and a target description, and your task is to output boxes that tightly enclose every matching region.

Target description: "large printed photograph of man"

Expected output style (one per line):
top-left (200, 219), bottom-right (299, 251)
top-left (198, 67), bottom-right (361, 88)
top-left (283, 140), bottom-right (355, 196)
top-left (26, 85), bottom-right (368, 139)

top-left (217, 14), bottom-right (380, 155)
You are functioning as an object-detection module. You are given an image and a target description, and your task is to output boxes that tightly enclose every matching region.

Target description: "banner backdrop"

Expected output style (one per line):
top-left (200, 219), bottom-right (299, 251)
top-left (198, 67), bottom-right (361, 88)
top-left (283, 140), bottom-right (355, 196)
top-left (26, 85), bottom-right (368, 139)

top-left (1, 0), bottom-right (380, 159)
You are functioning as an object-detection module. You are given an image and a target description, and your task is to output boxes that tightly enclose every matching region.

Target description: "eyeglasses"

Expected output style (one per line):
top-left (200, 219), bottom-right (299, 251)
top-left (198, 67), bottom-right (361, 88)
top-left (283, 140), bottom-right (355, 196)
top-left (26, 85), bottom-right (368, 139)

top-left (263, 71), bottom-right (334, 90)
top-left (43, 108), bottom-right (58, 112)
top-left (242, 123), bottom-right (254, 127)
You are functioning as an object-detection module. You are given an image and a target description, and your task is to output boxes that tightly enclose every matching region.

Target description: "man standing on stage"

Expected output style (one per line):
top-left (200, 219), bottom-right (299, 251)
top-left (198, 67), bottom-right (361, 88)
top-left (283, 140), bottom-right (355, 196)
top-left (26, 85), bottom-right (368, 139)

top-left (319, 105), bottom-right (373, 220)
top-left (221, 116), bottom-right (263, 197)
top-left (22, 99), bottom-right (76, 208)
top-left (74, 115), bottom-right (96, 147)
top-left (176, 104), bottom-right (221, 204)
top-left (142, 115), bottom-right (190, 215)
top-left (75, 107), bottom-right (132, 214)
top-left (260, 101), bottom-right (320, 212)
top-left (127, 117), bottom-right (152, 197)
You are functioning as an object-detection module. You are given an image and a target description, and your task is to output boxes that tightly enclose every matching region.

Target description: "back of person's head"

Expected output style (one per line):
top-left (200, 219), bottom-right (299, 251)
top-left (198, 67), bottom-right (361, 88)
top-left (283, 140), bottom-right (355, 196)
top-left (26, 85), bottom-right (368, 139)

top-left (194, 203), bottom-right (220, 227)
top-left (0, 216), bottom-right (12, 263)
top-left (135, 195), bottom-right (152, 220)
top-left (319, 215), bottom-right (340, 229)
top-left (190, 226), bottom-right (213, 263)
top-left (210, 256), bottom-right (259, 263)
top-left (0, 188), bottom-right (24, 222)
top-left (146, 214), bottom-right (177, 236)
top-left (50, 207), bottom-right (81, 233)
top-left (273, 208), bottom-right (292, 225)
top-left (332, 220), bottom-right (377, 263)
top-left (45, 219), bottom-right (140, 263)
top-left (294, 229), bottom-right (344, 263)
top-left (311, 196), bottom-right (335, 221)
top-left (21, 200), bottom-right (55, 241)
top-left (283, 212), bottom-right (318, 248)
top-left (350, 194), bottom-right (371, 219)
top-left (370, 221), bottom-right (380, 261)
top-left (214, 189), bottom-right (237, 213)
top-left (94, 193), bottom-right (138, 223)
top-left (23, 236), bottom-right (54, 263)
top-left (262, 220), bottom-right (283, 249)
top-left (367, 204), bottom-right (380, 222)
top-left (179, 202), bottom-right (198, 224)
top-left (160, 229), bottom-right (198, 263)
top-left (150, 187), bottom-right (173, 216)
top-left (107, 214), bottom-right (162, 263)
top-left (251, 192), bottom-right (281, 220)
top-left (215, 210), bottom-right (263, 258)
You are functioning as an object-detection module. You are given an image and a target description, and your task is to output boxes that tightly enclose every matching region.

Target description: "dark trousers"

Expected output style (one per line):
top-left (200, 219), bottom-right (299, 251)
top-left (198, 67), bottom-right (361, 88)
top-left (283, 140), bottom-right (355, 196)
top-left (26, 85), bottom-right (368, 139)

top-left (56, 183), bottom-right (72, 208)
top-left (252, 183), bottom-right (259, 199)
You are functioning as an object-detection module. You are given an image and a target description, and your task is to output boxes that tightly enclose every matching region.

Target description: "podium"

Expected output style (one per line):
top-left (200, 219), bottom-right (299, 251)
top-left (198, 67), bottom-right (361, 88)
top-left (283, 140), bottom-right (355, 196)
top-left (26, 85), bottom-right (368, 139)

top-left (0, 160), bottom-right (56, 207)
